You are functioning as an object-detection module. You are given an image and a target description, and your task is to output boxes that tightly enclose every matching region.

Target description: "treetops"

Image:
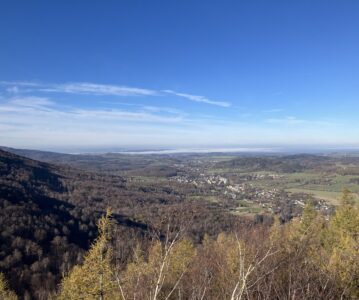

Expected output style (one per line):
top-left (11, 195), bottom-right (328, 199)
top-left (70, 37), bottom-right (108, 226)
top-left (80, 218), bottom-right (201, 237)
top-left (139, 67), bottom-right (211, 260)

top-left (2, 191), bottom-right (358, 299)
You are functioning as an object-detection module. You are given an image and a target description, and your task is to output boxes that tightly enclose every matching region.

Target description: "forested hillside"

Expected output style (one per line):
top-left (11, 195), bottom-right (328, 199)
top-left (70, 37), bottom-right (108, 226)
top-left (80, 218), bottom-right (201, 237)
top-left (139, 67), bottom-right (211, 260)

top-left (1, 149), bottom-right (358, 299)
top-left (4, 195), bottom-right (357, 299)
top-left (55, 199), bottom-right (358, 300)
top-left (0, 150), bottom-right (237, 299)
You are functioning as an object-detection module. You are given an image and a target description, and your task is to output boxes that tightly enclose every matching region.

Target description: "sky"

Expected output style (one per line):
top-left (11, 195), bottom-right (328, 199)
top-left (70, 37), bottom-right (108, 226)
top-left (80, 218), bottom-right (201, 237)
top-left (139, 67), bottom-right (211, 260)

top-left (1, 0), bottom-right (359, 152)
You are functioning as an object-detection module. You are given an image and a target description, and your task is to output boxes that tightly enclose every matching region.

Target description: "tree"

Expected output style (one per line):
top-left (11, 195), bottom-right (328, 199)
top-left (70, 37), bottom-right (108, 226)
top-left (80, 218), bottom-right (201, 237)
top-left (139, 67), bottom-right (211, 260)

top-left (322, 189), bottom-right (359, 298)
top-left (57, 209), bottom-right (121, 300)
top-left (121, 231), bottom-right (195, 300)
top-left (267, 200), bottom-right (336, 299)
top-left (0, 272), bottom-right (18, 300)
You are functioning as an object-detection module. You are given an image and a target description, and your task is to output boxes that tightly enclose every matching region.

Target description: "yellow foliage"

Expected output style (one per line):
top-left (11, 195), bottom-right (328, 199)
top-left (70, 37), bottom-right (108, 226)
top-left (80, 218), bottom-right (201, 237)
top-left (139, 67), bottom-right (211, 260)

top-left (167, 238), bottom-right (196, 280)
top-left (0, 273), bottom-right (18, 300)
top-left (52, 194), bottom-right (358, 299)
top-left (57, 209), bottom-right (121, 300)
top-left (121, 238), bottom-right (195, 299)
top-left (323, 190), bottom-right (359, 297)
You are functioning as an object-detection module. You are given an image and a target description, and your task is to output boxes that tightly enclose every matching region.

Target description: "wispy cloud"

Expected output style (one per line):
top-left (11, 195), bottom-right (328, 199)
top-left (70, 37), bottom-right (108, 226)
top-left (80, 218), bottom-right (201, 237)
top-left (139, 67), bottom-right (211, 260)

top-left (71, 109), bottom-right (183, 123)
top-left (0, 81), bottom-right (157, 96)
top-left (263, 108), bottom-right (284, 113)
top-left (1, 81), bottom-right (230, 107)
top-left (6, 86), bottom-right (19, 94)
top-left (141, 105), bottom-right (183, 115)
top-left (163, 89), bottom-right (231, 107)
top-left (0, 81), bottom-right (41, 87)
top-left (42, 82), bottom-right (157, 96)
top-left (266, 116), bottom-right (337, 126)
top-left (1, 82), bottom-right (357, 150)
top-left (0, 96), bottom-right (183, 124)
top-left (0, 96), bottom-right (357, 150)
top-left (266, 116), bottom-right (306, 125)
top-left (9, 96), bottom-right (55, 107)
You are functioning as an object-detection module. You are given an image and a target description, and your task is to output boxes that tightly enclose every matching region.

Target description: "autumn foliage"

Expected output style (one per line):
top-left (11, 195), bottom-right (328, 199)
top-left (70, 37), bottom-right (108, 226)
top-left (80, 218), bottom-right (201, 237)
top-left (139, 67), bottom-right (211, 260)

top-left (51, 190), bottom-right (359, 299)
top-left (2, 190), bottom-right (357, 299)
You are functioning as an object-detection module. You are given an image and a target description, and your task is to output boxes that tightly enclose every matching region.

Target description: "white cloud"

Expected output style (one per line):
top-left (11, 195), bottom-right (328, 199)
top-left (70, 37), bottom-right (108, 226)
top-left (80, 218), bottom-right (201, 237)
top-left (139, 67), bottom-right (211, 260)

top-left (41, 82), bottom-right (157, 96)
top-left (71, 109), bottom-right (183, 123)
top-left (9, 96), bottom-right (55, 107)
top-left (141, 105), bottom-right (183, 115)
top-left (0, 81), bottom-right (41, 87)
top-left (0, 96), bottom-right (183, 124)
top-left (266, 116), bottom-right (305, 124)
top-left (163, 89), bottom-right (231, 107)
top-left (6, 86), bottom-right (19, 94)
top-left (0, 99), bottom-right (357, 150)
top-left (263, 108), bottom-right (284, 113)
top-left (266, 116), bottom-right (337, 126)
top-left (1, 81), bottom-right (358, 150)
top-left (1, 81), bottom-right (156, 96)
top-left (1, 81), bottom-right (231, 108)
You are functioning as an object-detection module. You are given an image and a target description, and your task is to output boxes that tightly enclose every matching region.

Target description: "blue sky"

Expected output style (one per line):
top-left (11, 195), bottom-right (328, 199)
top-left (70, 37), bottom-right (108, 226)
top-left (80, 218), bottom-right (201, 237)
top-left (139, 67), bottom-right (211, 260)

top-left (1, 1), bottom-right (359, 151)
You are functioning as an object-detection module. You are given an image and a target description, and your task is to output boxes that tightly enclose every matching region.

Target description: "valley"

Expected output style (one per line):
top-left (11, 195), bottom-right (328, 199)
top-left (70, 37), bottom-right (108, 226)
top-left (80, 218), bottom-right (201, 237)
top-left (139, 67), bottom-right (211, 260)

top-left (1, 147), bottom-right (359, 298)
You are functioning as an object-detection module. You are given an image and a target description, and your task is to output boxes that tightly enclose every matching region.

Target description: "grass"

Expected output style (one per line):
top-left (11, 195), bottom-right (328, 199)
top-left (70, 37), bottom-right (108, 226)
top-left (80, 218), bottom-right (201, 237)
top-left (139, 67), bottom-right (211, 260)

top-left (286, 188), bottom-right (342, 205)
top-left (230, 199), bottom-right (267, 215)
top-left (286, 187), bottom-right (359, 205)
